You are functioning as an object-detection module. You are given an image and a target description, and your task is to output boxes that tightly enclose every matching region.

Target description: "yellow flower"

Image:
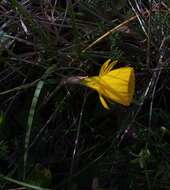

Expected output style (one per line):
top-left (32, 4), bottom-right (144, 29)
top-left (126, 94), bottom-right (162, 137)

top-left (81, 59), bottom-right (135, 109)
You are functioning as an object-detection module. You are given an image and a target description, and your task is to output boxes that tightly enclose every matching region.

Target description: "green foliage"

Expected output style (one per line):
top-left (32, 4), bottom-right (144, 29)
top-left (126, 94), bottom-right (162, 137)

top-left (26, 164), bottom-right (52, 188)
top-left (0, 1), bottom-right (170, 190)
top-left (0, 140), bottom-right (8, 160)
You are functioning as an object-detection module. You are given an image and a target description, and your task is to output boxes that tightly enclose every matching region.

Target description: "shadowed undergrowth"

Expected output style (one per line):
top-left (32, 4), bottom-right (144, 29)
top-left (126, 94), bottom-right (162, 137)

top-left (0, 0), bottom-right (170, 190)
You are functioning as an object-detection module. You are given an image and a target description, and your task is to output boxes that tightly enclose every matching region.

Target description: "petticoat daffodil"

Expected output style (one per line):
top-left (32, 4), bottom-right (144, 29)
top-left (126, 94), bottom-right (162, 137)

top-left (81, 59), bottom-right (135, 109)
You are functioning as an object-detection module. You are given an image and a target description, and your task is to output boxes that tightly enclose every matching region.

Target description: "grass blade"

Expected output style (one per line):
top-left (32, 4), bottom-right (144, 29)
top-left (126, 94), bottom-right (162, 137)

top-left (23, 80), bottom-right (44, 179)
top-left (0, 174), bottom-right (51, 190)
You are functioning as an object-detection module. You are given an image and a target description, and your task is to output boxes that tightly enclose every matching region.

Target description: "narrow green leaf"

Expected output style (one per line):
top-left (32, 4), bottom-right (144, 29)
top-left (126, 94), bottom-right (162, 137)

top-left (0, 174), bottom-right (51, 190)
top-left (23, 80), bottom-right (44, 179)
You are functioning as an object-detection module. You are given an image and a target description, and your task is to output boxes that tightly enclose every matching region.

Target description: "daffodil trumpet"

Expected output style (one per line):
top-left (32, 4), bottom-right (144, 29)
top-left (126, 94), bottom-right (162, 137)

top-left (80, 59), bottom-right (135, 109)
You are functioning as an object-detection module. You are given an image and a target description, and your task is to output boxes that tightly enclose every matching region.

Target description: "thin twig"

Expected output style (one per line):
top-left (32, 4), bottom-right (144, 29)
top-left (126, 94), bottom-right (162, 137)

top-left (82, 15), bottom-right (137, 52)
top-left (149, 37), bottom-right (167, 128)
top-left (0, 79), bottom-right (40, 95)
top-left (146, 0), bottom-right (152, 70)
top-left (70, 92), bottom-right (87, 175)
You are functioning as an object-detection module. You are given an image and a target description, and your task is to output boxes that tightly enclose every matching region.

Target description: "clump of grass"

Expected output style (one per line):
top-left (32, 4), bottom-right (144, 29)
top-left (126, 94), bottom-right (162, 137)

top-left (0, 1), bottom-right (170, 190)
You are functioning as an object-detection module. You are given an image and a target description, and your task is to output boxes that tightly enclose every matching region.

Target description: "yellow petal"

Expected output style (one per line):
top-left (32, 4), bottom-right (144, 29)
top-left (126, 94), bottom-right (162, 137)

top-left (99, 94), bottom-right (110, 110)
top-left (98, 79), bottom-right (126, 105)
top-left (100, 67), bottom-right (135, 106)
top-left (81, 59), bottom-right (135, 109)
top-left (81, 76), bottom-right (99, 91)
top-left (99, 59), bottom-right (118, 76)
